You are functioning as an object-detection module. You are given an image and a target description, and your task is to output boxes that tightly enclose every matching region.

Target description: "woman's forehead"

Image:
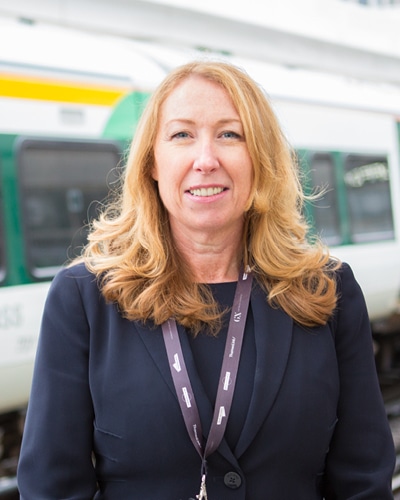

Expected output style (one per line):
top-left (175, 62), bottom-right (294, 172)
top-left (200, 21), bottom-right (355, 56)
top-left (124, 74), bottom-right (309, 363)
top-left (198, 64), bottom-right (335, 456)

top-left (158, 75), bottom-right (240, 122)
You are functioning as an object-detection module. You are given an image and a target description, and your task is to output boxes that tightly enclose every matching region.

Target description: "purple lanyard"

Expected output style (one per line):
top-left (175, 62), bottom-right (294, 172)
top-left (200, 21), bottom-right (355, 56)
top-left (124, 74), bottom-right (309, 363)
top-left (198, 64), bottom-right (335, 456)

top-left (161, 266), bottom-right (253, 468)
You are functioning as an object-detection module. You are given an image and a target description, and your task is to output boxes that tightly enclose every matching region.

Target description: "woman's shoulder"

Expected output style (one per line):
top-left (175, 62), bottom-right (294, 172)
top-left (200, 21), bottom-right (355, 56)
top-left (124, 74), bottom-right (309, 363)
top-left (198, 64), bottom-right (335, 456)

top-left (333, 261), bottom-right (361, 298)
top-left (44, 262), bottom-right (110, 323)
top-left (50, 261), bottom-right (100, 296)
top-left (329, 260), bottom-right (369, 335)
top-left (59, 261), bottom-right (94, 278)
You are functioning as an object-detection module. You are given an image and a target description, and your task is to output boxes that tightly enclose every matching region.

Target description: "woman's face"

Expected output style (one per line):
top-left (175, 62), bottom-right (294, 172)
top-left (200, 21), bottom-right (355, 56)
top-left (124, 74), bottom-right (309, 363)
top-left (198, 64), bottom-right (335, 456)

top-left (153, 75), bottom-right (253, 241)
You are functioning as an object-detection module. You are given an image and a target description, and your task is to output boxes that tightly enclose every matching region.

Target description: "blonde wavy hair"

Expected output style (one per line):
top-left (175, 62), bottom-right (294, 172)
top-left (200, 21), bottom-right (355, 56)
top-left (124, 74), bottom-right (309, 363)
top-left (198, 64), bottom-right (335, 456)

top-left (81, 60), bottom-right (340, 334)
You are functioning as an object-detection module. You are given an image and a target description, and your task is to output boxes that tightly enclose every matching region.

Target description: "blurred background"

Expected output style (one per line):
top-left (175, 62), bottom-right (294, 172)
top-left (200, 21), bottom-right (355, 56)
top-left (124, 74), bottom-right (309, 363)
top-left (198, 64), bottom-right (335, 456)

top-left (0, 0), bottom-right (400, 497)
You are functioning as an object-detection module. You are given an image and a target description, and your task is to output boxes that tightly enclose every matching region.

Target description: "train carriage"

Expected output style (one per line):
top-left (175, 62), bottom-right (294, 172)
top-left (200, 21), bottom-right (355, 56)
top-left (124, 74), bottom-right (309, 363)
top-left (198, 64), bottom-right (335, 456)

top-left (1, 17), bottom-right (400, 489)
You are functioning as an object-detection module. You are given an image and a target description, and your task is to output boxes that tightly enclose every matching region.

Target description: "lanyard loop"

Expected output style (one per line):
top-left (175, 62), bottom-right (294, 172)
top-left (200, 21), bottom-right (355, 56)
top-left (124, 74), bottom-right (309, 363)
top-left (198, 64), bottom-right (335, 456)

top-left (162, 266), bottom-right (253, 462)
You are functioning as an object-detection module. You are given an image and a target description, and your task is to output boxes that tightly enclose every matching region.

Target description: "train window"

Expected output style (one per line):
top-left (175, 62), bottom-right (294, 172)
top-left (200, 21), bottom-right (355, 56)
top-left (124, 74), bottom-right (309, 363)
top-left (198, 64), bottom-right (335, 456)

top-left (308, 152), bottom-right (342, 246)
top-left (344, 154), bottom-right (394, 243)
top-left (17, 139), bottom-right (122, 279)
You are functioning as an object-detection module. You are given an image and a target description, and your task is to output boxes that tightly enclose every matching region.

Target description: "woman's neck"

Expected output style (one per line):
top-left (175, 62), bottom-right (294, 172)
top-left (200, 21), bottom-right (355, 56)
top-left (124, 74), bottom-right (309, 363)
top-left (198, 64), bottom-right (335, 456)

top-left (171, 226), bottom-right (243, 283)
top-left (188, 252), bottom-right (241, 283)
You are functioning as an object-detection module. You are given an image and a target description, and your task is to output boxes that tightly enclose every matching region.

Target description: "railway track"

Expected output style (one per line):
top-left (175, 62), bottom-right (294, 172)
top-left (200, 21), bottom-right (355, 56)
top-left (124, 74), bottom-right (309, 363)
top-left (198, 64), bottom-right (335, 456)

top-left (391, 434), bottom-right (400, 498)
top-left (0, 476), bottom-right (18, 500)
top-left (383, 378), bottom-right (400, 499)
top-left (393, 473), bottom-right (400, 499)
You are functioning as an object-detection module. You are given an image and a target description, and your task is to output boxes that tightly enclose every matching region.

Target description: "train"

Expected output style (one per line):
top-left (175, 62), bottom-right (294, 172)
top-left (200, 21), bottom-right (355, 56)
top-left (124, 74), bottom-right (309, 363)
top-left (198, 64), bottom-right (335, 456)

top-left (1, 16), bottom-right (400, 483)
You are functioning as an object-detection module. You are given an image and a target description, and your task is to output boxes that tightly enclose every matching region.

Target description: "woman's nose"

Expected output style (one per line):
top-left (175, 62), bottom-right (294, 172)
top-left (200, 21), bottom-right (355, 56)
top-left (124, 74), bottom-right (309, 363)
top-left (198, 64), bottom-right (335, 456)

top-left (192, 141), bottom-right (220, 173)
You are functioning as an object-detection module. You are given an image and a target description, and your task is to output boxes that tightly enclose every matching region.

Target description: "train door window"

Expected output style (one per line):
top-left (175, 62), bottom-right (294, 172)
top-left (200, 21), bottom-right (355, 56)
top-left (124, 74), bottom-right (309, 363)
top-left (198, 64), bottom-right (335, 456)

top-left (0, 162), bottom-right (5, 283)
top-left (308, 152), bottom-right (342, 246)
top-left (17, 139), bottom-right (122, 279)
top-left (344, 154), bottom-right (394, 243)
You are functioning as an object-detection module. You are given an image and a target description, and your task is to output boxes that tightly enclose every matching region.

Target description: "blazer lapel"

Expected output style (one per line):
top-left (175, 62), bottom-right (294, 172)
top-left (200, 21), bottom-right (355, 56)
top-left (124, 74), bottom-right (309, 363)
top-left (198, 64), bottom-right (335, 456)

top-left (134, 320), bottom-right (240, 466)
top-left (235, 282), bottom-right (293, 458)
top-left (134, 321), bottom-right (178, 397)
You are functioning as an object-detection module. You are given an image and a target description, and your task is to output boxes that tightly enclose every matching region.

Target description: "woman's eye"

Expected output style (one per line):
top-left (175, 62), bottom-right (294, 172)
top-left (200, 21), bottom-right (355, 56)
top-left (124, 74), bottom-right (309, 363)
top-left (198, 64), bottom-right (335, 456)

top-left (221, 131), bottom-right (241, 139)
top-left (172, 131), bottom-right (189, 139)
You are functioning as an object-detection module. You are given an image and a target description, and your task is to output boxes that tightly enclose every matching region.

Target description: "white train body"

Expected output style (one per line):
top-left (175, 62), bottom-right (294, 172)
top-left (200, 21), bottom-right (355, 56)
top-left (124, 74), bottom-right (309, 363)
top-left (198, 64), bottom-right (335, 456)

top-left (0, 19), bottom-right (400, 416)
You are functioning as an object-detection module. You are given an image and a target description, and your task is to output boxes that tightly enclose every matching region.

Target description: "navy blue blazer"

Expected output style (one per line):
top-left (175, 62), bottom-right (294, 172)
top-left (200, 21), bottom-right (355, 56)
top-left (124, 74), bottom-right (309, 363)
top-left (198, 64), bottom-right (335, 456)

top-left (17, 262), bottom-right (395, 499)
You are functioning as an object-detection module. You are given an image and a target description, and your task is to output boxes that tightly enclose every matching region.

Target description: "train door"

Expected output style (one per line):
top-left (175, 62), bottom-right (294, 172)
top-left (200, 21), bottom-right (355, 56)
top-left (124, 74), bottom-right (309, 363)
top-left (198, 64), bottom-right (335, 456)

top-left (0, 153), bottom-right (5, 285)
top-left (0, 135), bottom-right (123, 416)
top-left (0, 136), bottom-right (123, 286)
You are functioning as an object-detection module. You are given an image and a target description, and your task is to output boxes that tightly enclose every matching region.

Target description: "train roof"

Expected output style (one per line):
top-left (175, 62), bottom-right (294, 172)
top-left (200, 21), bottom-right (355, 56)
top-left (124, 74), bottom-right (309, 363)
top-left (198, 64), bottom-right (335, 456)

top-left (1, 17), bottom-right (400, 116)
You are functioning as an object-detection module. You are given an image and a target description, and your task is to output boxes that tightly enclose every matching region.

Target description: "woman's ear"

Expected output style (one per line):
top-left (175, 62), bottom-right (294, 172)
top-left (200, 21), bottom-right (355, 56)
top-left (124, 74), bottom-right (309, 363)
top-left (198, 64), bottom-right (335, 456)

top-left (151, 163), bottom-right (159, 181)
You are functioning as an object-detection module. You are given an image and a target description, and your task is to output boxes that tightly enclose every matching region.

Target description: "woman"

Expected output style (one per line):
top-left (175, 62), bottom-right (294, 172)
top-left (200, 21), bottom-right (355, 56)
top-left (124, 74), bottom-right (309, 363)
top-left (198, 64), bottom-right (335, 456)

top-left (17, 61), bottom-right (395, 499)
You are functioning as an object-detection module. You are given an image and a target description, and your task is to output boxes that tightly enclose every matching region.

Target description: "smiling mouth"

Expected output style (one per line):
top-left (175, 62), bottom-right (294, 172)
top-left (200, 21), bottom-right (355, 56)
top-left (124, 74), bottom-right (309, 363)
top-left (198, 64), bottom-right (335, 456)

top-left (189, 187), bottom-right (225, 197)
